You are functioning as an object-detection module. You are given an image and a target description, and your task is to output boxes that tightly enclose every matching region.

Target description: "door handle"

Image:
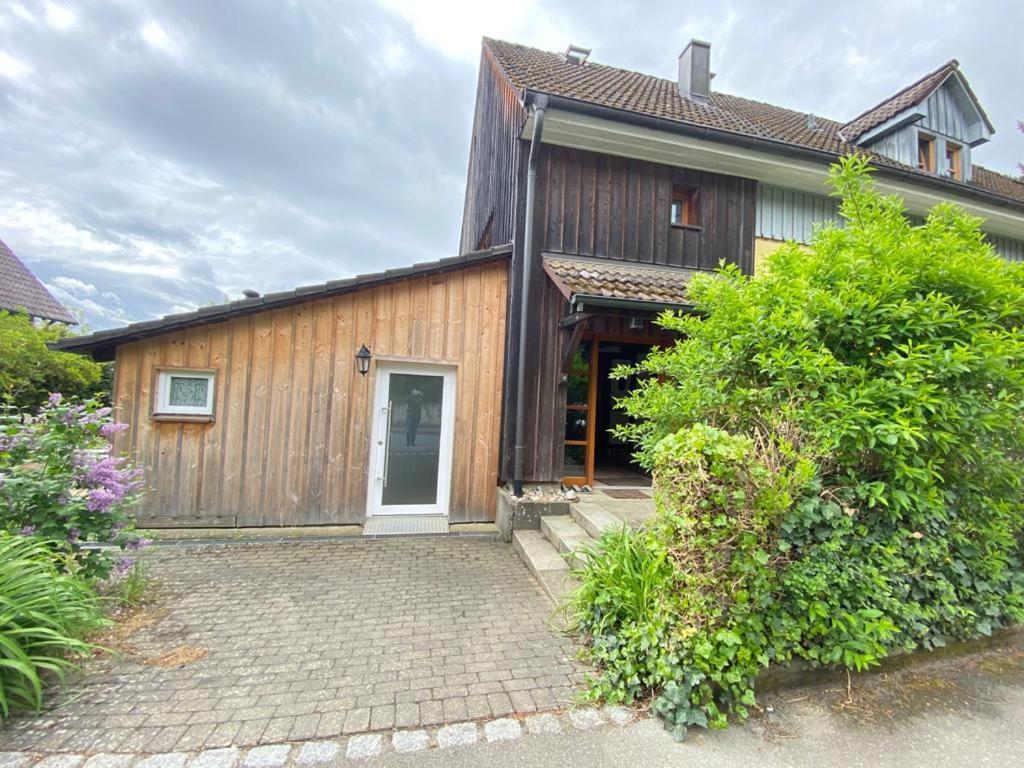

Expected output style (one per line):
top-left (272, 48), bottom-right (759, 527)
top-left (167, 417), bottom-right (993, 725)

top-left (381, 401), bottom-right (392, 487)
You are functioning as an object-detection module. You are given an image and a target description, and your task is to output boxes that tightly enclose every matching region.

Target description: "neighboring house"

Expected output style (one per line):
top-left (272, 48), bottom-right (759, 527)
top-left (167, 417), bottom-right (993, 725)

top-left (0, 237), bottom-right (76, 324)
top-left (57, 38), bottom-right (1024, 529)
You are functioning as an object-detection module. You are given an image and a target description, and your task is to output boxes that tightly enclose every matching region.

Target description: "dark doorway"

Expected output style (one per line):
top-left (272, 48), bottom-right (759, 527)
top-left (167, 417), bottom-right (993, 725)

top-left (593, 341), bottom-right (652, 487)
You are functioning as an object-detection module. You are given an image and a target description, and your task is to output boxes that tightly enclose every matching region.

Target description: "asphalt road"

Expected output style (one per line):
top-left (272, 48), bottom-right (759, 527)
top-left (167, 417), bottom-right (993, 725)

top-left (335, 638), bottom-right (1024, 767)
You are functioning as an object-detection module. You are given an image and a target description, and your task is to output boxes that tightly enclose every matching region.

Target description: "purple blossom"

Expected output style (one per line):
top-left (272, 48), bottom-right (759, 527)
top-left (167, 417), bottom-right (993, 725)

top-left (48, 393), bottom-right (62, 407)
top-left (112, 556), bottom-right (134, 578)
top-left (67, 527), bottom-right (81, 544)
top-left (19, 525), bottom-right (36, 536)
top-left (99, 422), bottom-right (129, 438)
top-left (86, 488), bottom-right (119, 512)
top-left (127, 536), bottom-right (152, 551)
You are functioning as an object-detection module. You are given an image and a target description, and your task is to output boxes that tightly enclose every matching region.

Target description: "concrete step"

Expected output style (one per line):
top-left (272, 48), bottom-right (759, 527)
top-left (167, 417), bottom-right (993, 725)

top-left (512, 529), bottom-right (578, 603)
top-left (540, 515), bottom-right (594, 570)
top-left (570, 502), bottom-right (625, 540)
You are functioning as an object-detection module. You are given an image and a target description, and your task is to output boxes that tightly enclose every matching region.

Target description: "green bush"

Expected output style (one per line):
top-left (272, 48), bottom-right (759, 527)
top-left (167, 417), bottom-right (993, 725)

top-left (570, 155), bottom-right (1024, 739)
top-left (0, 532), bottom-right (107, 717)
top-left (0, 311), bottom-right (104, 411)
top-left (0, 397), bottom-right (149, 580)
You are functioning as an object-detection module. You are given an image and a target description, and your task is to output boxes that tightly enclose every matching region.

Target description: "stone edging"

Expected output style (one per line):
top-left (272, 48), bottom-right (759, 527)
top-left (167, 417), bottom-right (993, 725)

top-left (0, 707), bottom-right (640, 767)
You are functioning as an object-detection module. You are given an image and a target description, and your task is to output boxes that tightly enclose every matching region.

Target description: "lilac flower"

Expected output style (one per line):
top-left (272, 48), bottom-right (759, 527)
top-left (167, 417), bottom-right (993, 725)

top-left (86, 488), bottom-right (118, 512)
top-left (112, 556), bottom-right (134, 578)
top-left (19, 525), bottom-right (36, 536)
top-left (99, 422), bottom-right (129, 438)
top-left (48, 393), bottom-right (62, 407)
top-left (67, 527), bottom-right (81, 544)
top-left (127, 536), bottom-right (152, 551)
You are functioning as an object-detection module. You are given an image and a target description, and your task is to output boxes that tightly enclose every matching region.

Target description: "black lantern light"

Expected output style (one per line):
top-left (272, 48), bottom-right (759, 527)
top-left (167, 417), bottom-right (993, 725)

top-left (355, 344), bottom-right (372, 376)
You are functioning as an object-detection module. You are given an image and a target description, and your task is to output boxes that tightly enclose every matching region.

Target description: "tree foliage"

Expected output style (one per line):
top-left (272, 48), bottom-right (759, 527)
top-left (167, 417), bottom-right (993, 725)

top-left (570, 155), bottom-right (1024, 739)
top-left (0, 311), bottom-right (104, 411)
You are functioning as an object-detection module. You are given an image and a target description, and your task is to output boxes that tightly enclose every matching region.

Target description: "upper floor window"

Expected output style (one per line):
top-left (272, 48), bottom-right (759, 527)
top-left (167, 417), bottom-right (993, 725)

top-left (917, 133), bottom-right (935, 173)
top-left (946, 141), bottom-right (962, 181)
top-left (671, 186), bottom-right (699, 227)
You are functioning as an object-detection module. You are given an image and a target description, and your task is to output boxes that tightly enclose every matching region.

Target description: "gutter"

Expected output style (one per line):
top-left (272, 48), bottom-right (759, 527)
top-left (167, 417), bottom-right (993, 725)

top-left (512, 94), bottom-right (548, 497)
top-left (527, 90), bottom-right (1024, 217)
top-left (570, 294), bottom-right (691, 314)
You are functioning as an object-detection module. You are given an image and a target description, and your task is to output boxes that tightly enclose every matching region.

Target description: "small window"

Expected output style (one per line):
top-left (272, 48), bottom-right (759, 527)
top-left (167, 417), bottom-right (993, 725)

top-left (670, 186), bottom-right (699, 227)
top-left (946, 142), bottom-right (962, 180)
top-left (917, 133), bottom-right (935, 172)
top-left (155, 369), bottom-right (215, 418)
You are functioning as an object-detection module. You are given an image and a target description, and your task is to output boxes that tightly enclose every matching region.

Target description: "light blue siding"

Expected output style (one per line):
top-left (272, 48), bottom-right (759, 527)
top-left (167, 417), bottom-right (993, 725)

top-left (920, 82), bottom-right (970, 141)
top-left (757, 184), bottom-right (1024, 262)
top-left (756, 185), bottom-right (840, 243)
top-left (988, 234), bottom-right (1024, 262)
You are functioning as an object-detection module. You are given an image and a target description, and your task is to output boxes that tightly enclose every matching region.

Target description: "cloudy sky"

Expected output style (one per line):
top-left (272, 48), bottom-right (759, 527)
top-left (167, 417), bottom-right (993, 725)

top-left (1, 0), bottom-right (1022, 330)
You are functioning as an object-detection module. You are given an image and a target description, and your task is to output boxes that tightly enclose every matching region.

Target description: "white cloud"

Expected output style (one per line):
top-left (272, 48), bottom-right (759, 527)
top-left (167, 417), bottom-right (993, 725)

top-left (375, 0), bottom-right (569, 61)
top-left (51, 276), bottom-right (98, 296)
top-left (44, 2), bottom-right (76, 31)
top-left (0, 51), bottom-right (30, 79)
top-left (140, 20), bottom-right (179, 55)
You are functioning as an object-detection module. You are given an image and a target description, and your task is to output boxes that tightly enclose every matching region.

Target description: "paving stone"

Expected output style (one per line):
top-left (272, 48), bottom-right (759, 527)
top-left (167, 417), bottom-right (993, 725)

top-left (603, 705), bottom-right (634, 726)
top-left (568, 708), bottom-right (605, 730)
top-left (525, 713), bottom-right (562, 735)
top-left (0, 539), bottom-right (582, 754)
top-left (391, 729), bottom-right (430, 753)
top-left (189, 748), bottom-right (240, 768)
top-left (0, 755), bottom-right (31, 768)
top-left (136, 755), bottom-right (188, 768)
top-left (345, 734), bottom-right (383, 760)
top-left (241, 745), bottom-right (290, 768)
top-left (341, 708), bottom-right (370, 734)
top-left (295, 741), bottom-right (340, 764)
top-left (84, 756), bottom-right (134, 768)
top-left (436, 722), bottom-right (478, 748)
top-left (484, 717), bottom-right (523, 742)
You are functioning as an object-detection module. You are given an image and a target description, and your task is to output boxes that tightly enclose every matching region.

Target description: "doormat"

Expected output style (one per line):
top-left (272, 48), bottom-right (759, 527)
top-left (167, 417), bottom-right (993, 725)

top-left (602, 489), bottom-right (651, 500)
top-left (362, 515), bottom-right (450, 536)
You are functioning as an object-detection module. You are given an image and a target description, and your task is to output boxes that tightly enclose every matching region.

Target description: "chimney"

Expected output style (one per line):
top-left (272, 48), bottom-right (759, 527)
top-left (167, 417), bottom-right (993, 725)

top-left (678, 39), bottom-right (711, 102)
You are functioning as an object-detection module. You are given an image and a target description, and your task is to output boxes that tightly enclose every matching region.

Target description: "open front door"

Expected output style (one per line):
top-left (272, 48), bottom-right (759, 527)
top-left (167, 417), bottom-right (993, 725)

top-left (367, 363), bottom-right (456, 516)
top-left (562, 340), bottom-right (596, 487)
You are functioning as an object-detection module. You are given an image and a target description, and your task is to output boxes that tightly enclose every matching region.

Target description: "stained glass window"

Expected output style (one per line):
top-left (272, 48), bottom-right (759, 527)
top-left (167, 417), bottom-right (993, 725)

top-left (168, 376), bottom-right (209, 408)
top-left (156, 370), bottom-right (215, 417)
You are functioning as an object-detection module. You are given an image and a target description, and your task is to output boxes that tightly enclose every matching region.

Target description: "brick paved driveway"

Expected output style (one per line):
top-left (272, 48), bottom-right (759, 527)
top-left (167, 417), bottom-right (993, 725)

top-left (1, 537), bottom-right (582, 753)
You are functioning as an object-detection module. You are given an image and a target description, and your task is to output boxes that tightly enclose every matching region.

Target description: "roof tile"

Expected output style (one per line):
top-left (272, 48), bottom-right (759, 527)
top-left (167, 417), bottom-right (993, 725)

top-left (484, 39), bottom-right (1024, 206)
top-left (543, 254), bottom-right (695, 306)
top-left (0, 238), bottom-right (76, 324)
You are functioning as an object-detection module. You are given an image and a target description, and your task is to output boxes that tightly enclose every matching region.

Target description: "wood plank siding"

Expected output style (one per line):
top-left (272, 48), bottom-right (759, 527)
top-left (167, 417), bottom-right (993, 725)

top-left (458, 47), bottom-right (526, 254)
top-left (112, 260), bottom-right (509, 526)
top-left (535, 145), bottom-right (757, 271)
top-left (498, 144), bottom-right (757, 482)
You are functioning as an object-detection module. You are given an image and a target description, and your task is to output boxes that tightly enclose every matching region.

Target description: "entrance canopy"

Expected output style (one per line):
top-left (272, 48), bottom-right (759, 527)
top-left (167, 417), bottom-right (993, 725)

top-left (542, 252), bottom-right (698, 313)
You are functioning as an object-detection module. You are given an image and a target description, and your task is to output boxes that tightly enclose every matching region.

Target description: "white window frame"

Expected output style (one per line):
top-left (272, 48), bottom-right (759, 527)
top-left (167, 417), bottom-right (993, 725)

top-left (155, 369), bottom-right (216, 418)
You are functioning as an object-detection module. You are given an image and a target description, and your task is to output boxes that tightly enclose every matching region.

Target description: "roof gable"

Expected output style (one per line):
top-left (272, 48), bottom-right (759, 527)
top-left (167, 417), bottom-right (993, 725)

top-left (483, 38), bottom-right (1023, 208)
top-left (0, 239), bottom-right (76, 324)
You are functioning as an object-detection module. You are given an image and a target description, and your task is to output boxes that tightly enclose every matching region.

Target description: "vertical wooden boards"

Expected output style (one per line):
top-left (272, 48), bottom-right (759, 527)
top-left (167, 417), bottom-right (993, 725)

top-left (114, 260), bottom-right (509, 526)
top-left (535, 145), bottom-right (756, 273)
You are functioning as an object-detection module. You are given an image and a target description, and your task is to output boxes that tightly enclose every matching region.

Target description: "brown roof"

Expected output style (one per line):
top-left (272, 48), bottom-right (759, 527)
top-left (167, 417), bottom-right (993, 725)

top-left (543, 254), bottom-right (695, 306)
top-left (0, 238), bottom-right (76, 324)
top-left (54, 245), bottom-right (512, 359)
top-left (484, 39), bottom-right (1024, 207)
top-left (840, 60), bottom-right (958, 141)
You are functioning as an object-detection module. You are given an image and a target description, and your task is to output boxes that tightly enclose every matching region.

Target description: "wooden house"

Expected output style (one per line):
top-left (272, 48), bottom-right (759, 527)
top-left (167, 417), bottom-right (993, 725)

top-left (58, 38), bottom-right (1024, 528)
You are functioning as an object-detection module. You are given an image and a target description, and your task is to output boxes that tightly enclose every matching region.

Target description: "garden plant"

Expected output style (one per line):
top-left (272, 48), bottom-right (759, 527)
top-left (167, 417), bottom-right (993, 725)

top-left (0, 395), bottom-right (148, 717)
top-left (568, 155), bottom-right (1024, 739)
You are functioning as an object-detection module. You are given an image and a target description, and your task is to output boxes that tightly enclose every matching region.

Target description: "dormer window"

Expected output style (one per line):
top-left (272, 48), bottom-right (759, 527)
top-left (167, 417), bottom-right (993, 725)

top-left (670, 186), bottom-right (699, 227)
top-left (946, 141), bottom-right (962, 180)
top-left (917, 133), bottom-right (935, 173)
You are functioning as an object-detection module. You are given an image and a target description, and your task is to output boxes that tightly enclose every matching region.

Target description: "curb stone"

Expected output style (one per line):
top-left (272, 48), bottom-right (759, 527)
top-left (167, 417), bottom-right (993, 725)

top-left (1, 708), bottom-right (644, 766)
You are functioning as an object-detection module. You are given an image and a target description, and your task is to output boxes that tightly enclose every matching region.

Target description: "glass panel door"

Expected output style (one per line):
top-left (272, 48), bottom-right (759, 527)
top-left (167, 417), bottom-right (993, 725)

top-left (369, 364), bottom-right (455, 516)
top-left (563, 340), bottom-right (595, 485)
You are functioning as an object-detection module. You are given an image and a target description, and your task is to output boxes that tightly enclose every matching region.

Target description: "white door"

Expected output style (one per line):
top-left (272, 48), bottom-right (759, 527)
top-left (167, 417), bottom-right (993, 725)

top-left (367, 363), bottom-right (456, 517)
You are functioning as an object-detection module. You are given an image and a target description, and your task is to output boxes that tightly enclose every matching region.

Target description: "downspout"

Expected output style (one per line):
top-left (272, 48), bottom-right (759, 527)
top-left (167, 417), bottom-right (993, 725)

top-left (513, 94), bottom-right (548, 497)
